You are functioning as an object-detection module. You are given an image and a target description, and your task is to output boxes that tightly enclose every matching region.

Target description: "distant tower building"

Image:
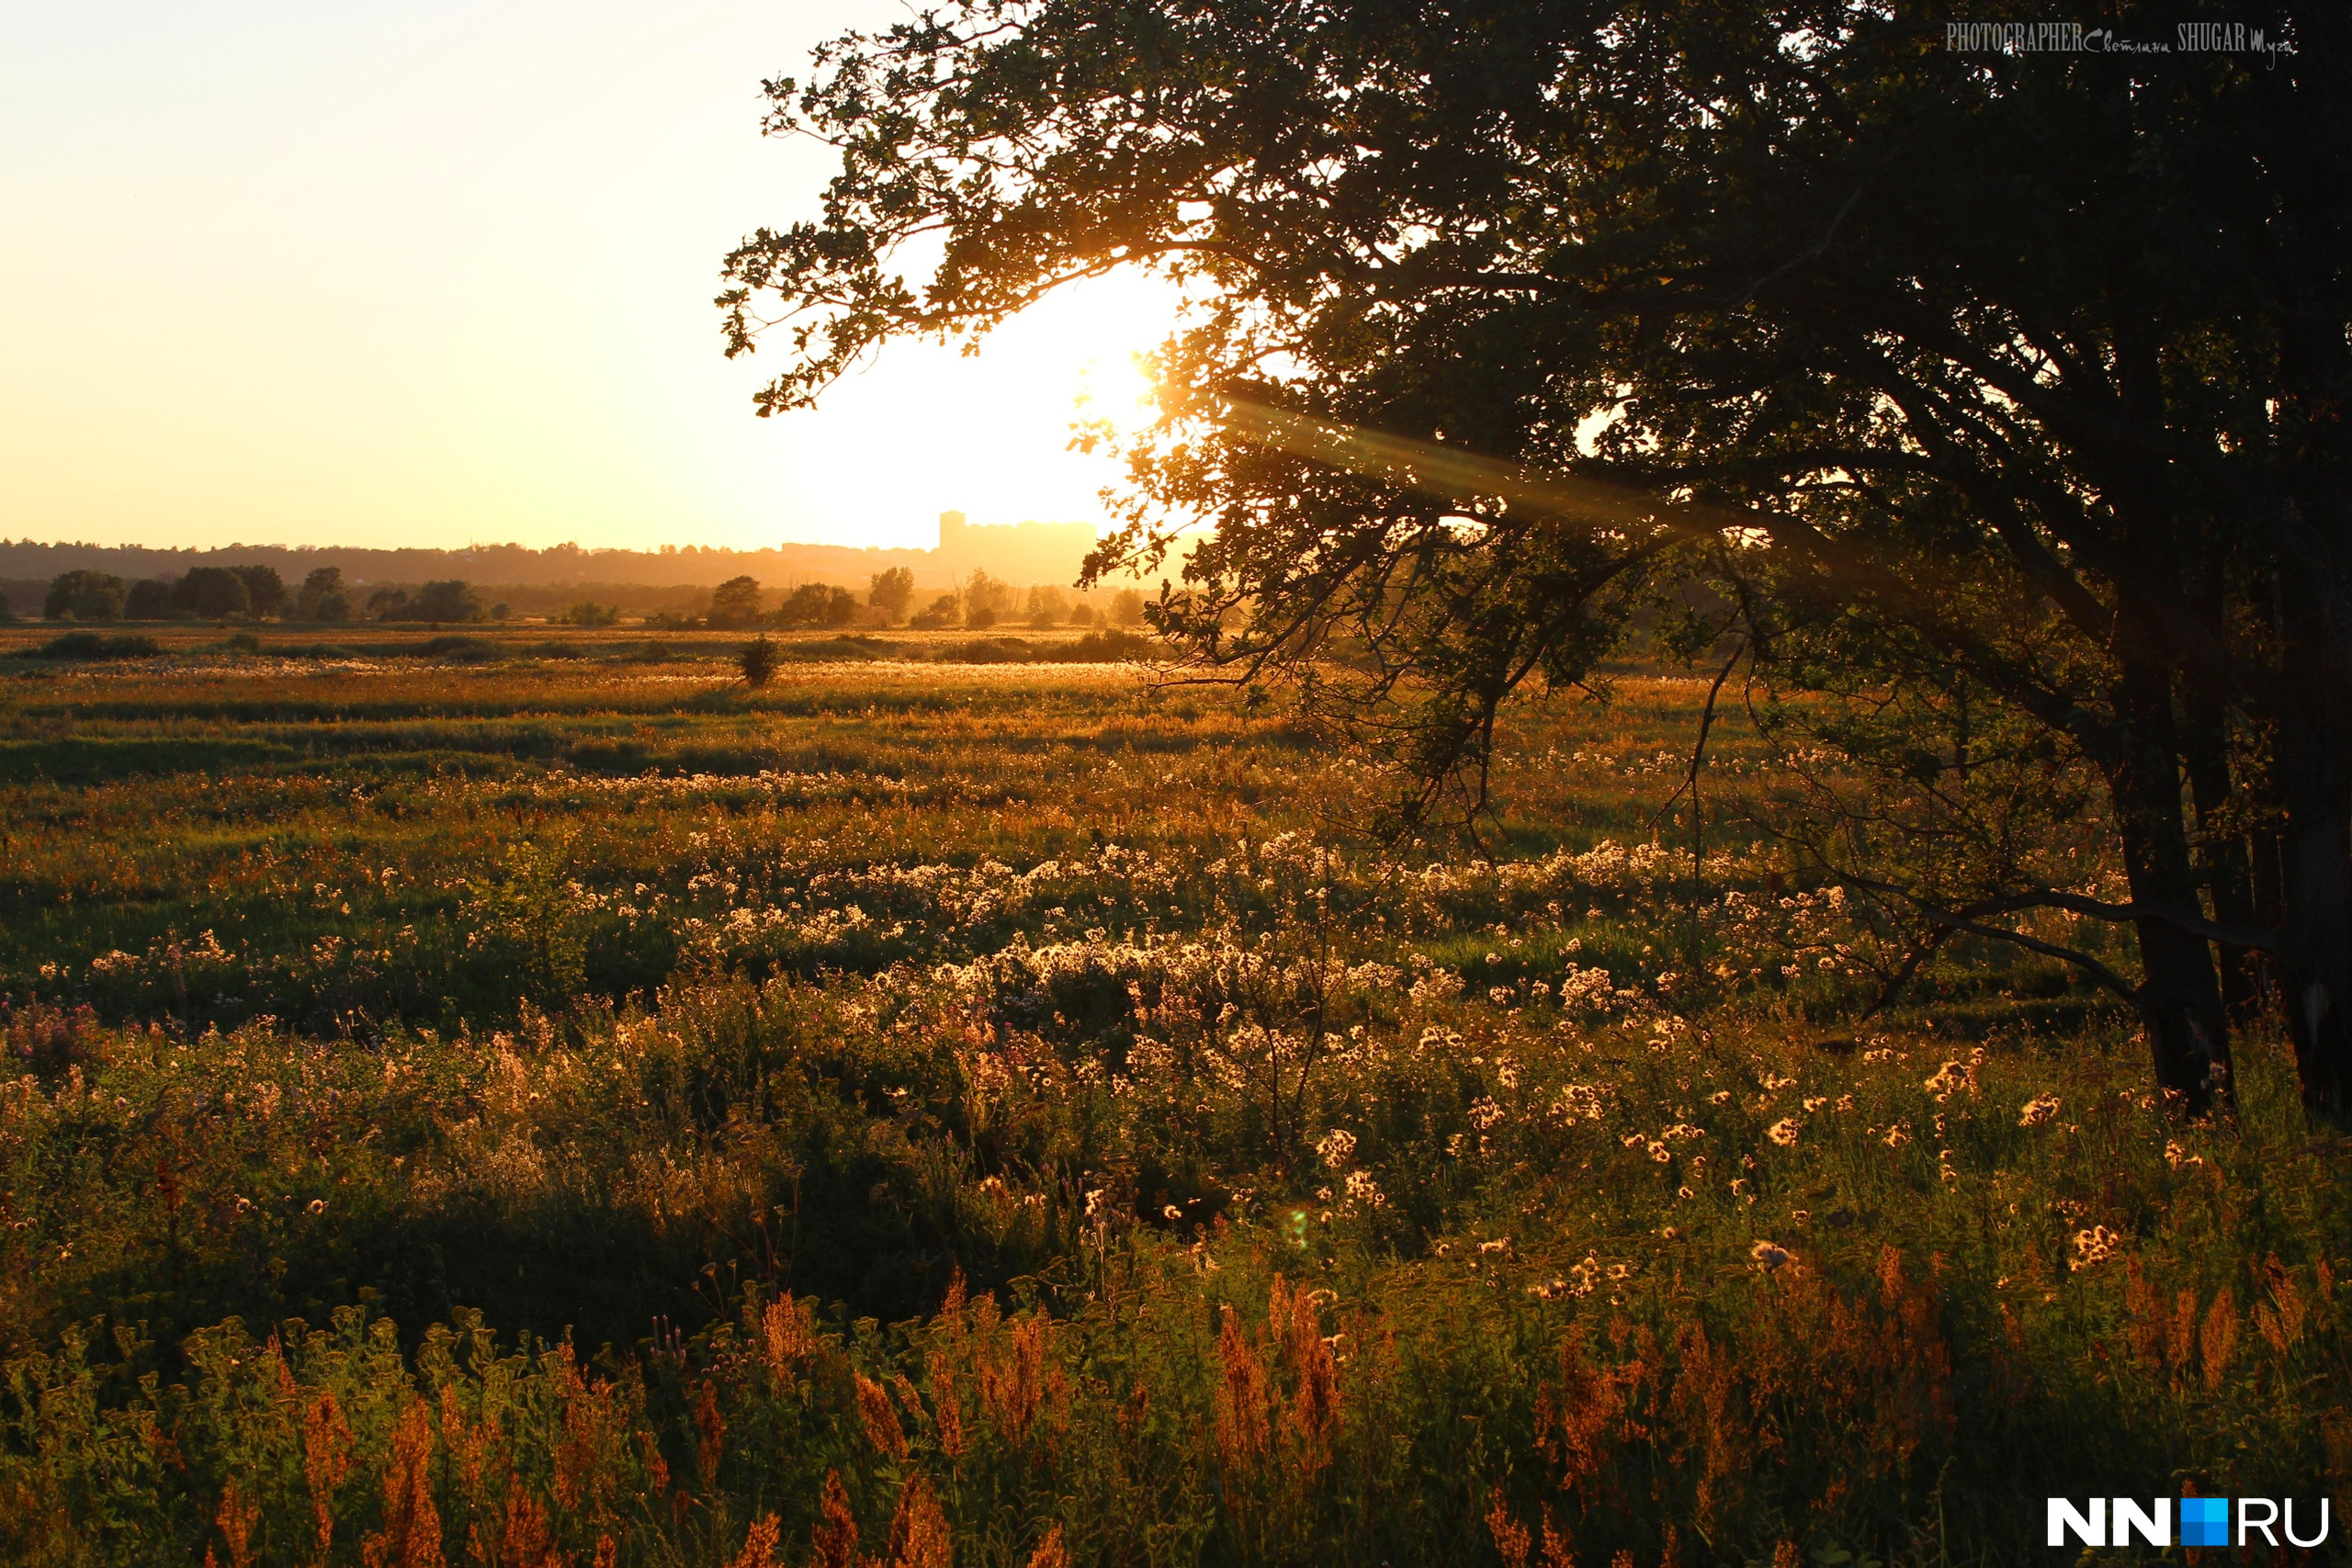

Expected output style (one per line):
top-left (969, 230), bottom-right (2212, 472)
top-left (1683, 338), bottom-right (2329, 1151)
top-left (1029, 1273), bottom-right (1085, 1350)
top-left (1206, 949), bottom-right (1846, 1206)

top-left (938, 510), bottom-right (967, 551)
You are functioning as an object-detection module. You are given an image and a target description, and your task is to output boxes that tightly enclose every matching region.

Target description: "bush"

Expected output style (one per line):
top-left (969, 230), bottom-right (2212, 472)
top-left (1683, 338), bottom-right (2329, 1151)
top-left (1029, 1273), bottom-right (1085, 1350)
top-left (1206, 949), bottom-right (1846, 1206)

top-left (402, 636), bottom-right (501, 663)
top-left (1066, 627), bottom-right (1157, 662)
top-left (17, 631), bottom-right (160, 660)
top-left (740, 634), bottom-right (781, 688)
top-left (909, 593), bottom-right (961, 630)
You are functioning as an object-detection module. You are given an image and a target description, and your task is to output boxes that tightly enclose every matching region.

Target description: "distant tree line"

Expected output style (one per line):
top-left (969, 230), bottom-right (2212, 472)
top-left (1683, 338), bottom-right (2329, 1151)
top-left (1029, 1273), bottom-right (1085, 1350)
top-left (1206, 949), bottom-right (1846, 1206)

top-left (692, 568), bottom-right (1147, 633)
top-left (24, 562), bottom-right (1150, 633)
top-left (38, 565), bottom-right (491, 625)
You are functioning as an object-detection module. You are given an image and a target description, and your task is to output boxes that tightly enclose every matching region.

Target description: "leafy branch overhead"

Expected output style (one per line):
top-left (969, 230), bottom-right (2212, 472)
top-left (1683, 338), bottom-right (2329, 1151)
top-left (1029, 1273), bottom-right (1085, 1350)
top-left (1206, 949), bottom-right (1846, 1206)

top-left (724, 3), bottom-right (2350, 1119)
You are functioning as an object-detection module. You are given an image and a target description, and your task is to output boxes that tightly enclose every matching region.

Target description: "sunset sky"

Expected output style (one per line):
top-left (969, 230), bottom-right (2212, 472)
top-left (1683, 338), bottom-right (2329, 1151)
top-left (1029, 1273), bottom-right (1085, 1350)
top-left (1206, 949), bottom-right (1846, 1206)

top-left (2, 2), bottom-right (1171, 553)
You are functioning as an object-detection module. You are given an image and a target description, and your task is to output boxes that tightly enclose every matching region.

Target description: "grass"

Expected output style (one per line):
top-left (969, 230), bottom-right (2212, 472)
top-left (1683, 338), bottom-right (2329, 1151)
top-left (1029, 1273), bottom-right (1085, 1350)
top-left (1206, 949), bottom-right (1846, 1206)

top-left (0, 623), bottom-right (2339, 1565)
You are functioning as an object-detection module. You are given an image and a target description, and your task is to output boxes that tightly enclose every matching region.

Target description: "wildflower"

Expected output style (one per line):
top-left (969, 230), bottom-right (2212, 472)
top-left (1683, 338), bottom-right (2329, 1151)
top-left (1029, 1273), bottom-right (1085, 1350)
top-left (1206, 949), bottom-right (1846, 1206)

top-left (1647, 1140), bottom-right (1671, 1163)
top-left (1802, 1097), bottom-right (1827, 1114)
top-left (1677, 1186), bottom-right (1694, 1201)
top-left (1709, 1089), bottom-right (1732, 1106)
top-left (1922, 1059), bottom-right (1975, 1101)
top-left (2018, 1094), bottom-right (2061, 1128)
top-left (1750, 1241), bottom-right (1792, 1270)
top-left (855, 1375), bottom-right (909, 1460)
top-left (1883, 1123), bottom-right (1911, 1147)
top-left (1316, 1128), bottom-right (1358, 1169)
top-left (1469, 1096), bottom-right (1506, 1130)
top-left (2165, 1139), bottom-right (2205, 1170)
top-left (1344, 1168), bottom-right (1386, 1208)
top-left (2070, 1225), bottom-right (2123, 1272)
top-left (306, 1199), bottom-right (325, 1215)
top-left (1767, 1118), bottom-right (1800, 1147)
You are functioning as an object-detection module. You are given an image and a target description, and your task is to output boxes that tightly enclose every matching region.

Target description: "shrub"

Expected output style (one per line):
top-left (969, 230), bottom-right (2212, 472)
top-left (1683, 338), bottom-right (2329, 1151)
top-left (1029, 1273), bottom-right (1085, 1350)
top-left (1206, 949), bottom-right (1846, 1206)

top-left (18, 630), bottom-right (160, 660)
top-left (741, 634), bottom-right (781, 687)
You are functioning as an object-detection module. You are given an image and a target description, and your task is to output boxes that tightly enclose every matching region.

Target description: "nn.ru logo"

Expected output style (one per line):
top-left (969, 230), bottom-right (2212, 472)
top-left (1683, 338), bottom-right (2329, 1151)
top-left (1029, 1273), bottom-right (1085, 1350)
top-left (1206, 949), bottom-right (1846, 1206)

top-left (2048, 1496), bottom-right (2331, 1548)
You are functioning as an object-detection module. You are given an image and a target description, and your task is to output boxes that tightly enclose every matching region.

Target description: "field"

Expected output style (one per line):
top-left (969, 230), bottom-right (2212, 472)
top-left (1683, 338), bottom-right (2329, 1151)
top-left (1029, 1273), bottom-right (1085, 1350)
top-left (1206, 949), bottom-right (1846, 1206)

top-left (1, 625), bottom-right (2346, 1565)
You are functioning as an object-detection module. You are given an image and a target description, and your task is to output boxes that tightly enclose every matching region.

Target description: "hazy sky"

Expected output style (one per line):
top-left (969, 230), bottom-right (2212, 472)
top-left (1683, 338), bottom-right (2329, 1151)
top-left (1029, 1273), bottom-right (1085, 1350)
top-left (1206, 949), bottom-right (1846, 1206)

top-left (2, 2), bottom-right (1173, 552)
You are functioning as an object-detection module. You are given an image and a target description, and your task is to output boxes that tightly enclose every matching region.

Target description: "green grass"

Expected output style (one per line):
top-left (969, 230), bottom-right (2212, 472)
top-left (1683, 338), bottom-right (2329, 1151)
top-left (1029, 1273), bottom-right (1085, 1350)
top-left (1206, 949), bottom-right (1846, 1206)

top-left (0, 625), bottom-right (2335, 1565)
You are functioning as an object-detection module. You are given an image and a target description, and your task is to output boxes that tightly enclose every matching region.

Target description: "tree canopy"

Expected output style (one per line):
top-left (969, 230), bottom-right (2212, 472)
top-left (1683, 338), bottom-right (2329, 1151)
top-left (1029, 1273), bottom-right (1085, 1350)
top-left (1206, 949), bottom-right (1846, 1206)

top-left (724, 1), bottom-right (2350, 1110)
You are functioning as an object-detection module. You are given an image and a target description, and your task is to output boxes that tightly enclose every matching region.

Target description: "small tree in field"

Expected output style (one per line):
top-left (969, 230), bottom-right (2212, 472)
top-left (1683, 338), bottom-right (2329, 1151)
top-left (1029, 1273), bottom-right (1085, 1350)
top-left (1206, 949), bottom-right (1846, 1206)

top-left (868, 567), bottom-right (915, 623)
top-left (169, 567), bottom-right (252, 620)
top-left (711, 575), bottom-right (764, 626)
top-left (298, 568), bottom-right (353, 623)
top-left (412, 580), bottom-right (483, 624)
top-left (44, 570), bottom-right (124, 622)
top-left (740, 635), bottom-right (780, 689)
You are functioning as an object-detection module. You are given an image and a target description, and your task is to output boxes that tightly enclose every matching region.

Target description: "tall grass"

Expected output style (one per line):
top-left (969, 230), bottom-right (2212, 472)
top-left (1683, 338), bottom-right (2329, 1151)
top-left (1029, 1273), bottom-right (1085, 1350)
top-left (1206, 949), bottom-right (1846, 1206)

top-left (0, 633), bottom-right (2335, 1563)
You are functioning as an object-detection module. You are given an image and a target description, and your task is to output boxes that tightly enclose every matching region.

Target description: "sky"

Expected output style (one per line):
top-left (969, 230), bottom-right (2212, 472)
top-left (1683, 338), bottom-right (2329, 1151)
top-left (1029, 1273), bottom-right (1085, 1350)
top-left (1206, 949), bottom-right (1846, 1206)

top-left (1, 2), bottom-right (1175, 553)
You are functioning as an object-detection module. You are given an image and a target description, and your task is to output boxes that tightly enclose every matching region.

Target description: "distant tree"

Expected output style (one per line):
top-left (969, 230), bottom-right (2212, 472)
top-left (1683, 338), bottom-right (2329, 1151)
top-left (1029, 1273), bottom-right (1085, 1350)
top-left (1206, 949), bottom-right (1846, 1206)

top-left (779, 582), bottom-right (830, 627)
top-left (45, 570), bottom-right (125, 622)
top-left (1025, 585), bottom-right (1069, 628)
top-left (562, 601), bottom-right (621, 627)
top-left (366, 587), bottom-right (413, 621)
top-left (909, 593), bottom-right (960, 630)
top-left (710, 575), bottom-right (764, 626)
top-left (232, 565), bottom-right (286, 618)
top-left (413, 581), bottom-right (483, 623)
top-left (1108, 589), bottom-right (1145, 628)
top-left (1069, 601), bottom-right (1096, 626)
top-left (740, 634), bottom-right (780, 688)
top-left (125, 579), bottom-right (174, 620)
top-left (169, 567), bottom-right (252, 620)
top-left (868, 566), bottom-right (915, 623)
top-left (491, 602), bottom-right (512, 621)
top-left (298, 568), bottom-right (353, 622)
top-left (963, 570), bottom-right (1016, 624)
top-left (0, 592), bottom-right (13, 624)
top-left (776, 583), bottom-right (862, 629)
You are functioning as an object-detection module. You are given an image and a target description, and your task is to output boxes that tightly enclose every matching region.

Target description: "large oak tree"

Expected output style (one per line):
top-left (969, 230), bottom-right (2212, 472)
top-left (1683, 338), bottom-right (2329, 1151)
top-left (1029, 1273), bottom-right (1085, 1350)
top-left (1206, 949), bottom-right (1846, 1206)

top-left (722, 1), bottom-right (2351, 1110)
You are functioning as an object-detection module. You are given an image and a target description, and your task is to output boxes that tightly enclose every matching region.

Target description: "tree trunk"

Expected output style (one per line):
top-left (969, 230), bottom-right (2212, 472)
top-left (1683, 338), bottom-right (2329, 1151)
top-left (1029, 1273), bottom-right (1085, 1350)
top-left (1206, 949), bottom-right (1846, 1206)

top-left (2179, 658), bottom-right (2262, 1019)
top-left (2110, 630), bottom-right (2233, 1108)
top-left (2264, 581), bottom-right (2352, 1111)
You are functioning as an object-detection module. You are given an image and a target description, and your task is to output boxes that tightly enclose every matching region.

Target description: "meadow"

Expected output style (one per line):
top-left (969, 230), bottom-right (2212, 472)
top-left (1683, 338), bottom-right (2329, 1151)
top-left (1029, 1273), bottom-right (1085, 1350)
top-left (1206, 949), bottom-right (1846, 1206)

top-left (0, 625), bottom-right (2344, 1566)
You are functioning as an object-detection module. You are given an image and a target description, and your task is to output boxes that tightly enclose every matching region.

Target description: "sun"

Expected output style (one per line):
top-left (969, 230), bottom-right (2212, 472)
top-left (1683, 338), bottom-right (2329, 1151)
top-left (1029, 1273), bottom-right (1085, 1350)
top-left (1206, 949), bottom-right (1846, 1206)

top-left (759, 266), bottom-right (1184, 540)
